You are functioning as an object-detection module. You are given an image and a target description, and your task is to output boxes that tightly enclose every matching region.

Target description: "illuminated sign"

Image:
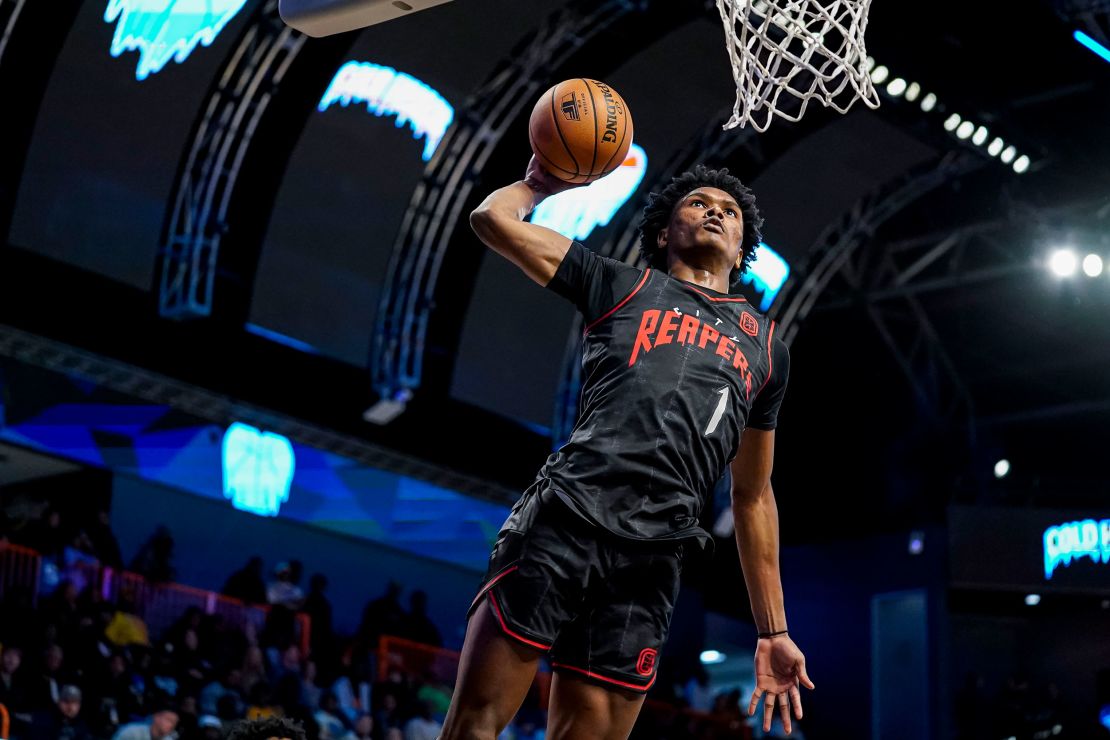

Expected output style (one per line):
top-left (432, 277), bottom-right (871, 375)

top-left (221, 422), bottom-right (295, 517)
top-left (1043, 518), bottom-right (1110, 579)
top-left (104, 0), bottom-right (249, 81)
top-left (318, 61), bottom-right (454, 161)
top-left (740, 242), bottom-right (790, 311)
top-left (530, 144), bottom-right (648, 241)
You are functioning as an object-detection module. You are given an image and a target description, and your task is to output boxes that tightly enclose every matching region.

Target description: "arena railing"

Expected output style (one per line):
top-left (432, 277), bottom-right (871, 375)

top-left (0, 542), bottom-right (310, 656)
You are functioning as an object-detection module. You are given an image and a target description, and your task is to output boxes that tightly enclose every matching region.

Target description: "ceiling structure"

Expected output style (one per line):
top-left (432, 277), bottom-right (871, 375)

top-left (1, 0), bottom-right (1108, 546)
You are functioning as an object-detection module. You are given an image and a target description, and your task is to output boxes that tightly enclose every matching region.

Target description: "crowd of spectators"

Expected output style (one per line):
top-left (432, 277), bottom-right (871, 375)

top-left (1, 505), bottom-right (760, 740)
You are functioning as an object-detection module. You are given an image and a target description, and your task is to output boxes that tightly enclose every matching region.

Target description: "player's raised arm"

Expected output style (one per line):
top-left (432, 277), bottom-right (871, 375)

top-left (469, 157), bottom-right (585, 287)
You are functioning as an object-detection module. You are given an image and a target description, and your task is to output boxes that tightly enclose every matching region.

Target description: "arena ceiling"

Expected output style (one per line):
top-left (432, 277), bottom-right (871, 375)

top-left (1, 0), bottom-right (1108, 544)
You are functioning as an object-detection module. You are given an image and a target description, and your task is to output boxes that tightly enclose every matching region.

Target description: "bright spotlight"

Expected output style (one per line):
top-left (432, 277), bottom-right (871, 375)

top-left (987, 138), bottom-right (1004, 157)
top-left (994, 459), bottom-right (1010, 479)
top-left (870, 65), bottom-right (890, 84)
top-left (886, 78), bottom-right (907, 97)
top-left (1025, 594), bottom-right (1041, 606)
top-left (908, 530), bottom-right (925, 555)
top-left (1000, 146), bottom-right (1017, 164)
top-left (1048, 249), bottom-right (1078, 277)
top-left (1083, 254), bottom-right (1104, 277)
top-left (972, 125), bottom-right (989, 146)
top-left (1013, 155), bottom-right (1031, 174)
top-left (956, 120), bottom-right (975, 139)
top-left (943, 113), bottom-right (961, 131)
top-left (700, 650), bottom-right (727, 665)
top-left (904, 82), bottom-right (921, 101)
top-left (920, 93), bottom-right (937, 112)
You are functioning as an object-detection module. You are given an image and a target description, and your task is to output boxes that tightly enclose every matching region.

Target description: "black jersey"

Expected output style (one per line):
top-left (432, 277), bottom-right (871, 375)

top-left (539, 241), bottom-right (790, 547)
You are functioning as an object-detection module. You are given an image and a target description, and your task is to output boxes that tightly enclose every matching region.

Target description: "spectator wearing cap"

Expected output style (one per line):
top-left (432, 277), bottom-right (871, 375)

top-left (112, 701), bottom-right (180, 740)
top-left (198, 714), bottom-right (223, 739)
top-left (25, 684), bottom-right (92, 740)
top-left (267, 563), bottom-right (305, 610)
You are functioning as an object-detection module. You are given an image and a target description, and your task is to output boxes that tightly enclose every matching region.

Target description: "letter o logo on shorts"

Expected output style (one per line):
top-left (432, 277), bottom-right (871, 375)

top-left (636, 648), bottom-right (658, 676)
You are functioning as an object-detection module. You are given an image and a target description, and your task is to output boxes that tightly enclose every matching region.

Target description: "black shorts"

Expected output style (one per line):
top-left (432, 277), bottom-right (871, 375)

top-left (467, 486), bottom-right (683, 693)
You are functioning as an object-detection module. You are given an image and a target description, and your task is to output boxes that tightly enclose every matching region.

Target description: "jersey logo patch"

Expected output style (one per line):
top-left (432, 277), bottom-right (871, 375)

top-left (740, 311), bottom-right (759, 337)
top-left (636, 648), bottom-right (658, 676)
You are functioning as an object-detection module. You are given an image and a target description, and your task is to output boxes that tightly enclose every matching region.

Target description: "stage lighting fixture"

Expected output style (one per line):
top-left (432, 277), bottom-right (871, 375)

top-left (700, 650), bottom-right (727, 665)
top-left (987, 138), bottom-right (1004, 157)
top-left (904, 82), bottom-right (921, 101)
top-left (908, 530), bottom-right (925, 555)
top-left (943, 113), bottom-right (961, 131)
top-left (920, 93), bottom-right (937, 112)
top-left (1049, 249), bottom-right (1078, 277)
top-left (1012, 155), bottom-right (1030, 174)
top-left (1024, 594), bottom-right (1041, 606)
top-left (994, 459), bottom-right (1010, 478)
top-left (1000, 146), bottom-right (1017, 164)
top-left (1083, 254), bottom-right (1104, 277)
top-left (972, 126), bottom-right (989, 146)
top-left (956, 121), bottom-right (975, 139)
top-left (886, 78), bottom-right (907, 97)
top-left (870, 65), bottom-right (890, 84)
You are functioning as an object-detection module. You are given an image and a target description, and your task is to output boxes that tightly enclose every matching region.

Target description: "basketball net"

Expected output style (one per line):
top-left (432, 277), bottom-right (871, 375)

top-left (715, 0), bottom-right (880, 132)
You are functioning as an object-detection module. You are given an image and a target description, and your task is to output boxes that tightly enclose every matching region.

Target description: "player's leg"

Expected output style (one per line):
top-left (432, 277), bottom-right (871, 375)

top-left (439, 598), bottom-right (543, 740)
top-left (546, 671), bottom-right (647, 740)
top-left (546, 540), bottom-right (684, 740)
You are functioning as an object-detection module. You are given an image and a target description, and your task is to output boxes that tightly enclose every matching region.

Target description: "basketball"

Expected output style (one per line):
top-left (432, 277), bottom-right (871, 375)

top-left (528, 78), bottom-right (634, 184)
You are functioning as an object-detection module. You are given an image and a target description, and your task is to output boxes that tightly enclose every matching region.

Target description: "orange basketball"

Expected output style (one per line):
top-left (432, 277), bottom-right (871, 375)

top-left (528, 78), bottom-right (634, 184)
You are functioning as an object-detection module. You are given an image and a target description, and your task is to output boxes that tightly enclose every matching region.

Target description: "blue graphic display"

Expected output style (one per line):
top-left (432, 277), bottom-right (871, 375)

top-left (740, 242), bottom-right (790, 311)
top-left (104, 0), bottom-right (249, 81)
top-left (1075, 29), bottom-right (1110, 64)
top-left (0, 388), bottom-right (509, 570)
top-left (222, 422), bottom-right (295, 517)
top-left (318, 61), bottom-right (454, 161)
top-left (1043, 518), bottom-right (1110, 579)
top-left (530, 145), bottom-right (648, 241)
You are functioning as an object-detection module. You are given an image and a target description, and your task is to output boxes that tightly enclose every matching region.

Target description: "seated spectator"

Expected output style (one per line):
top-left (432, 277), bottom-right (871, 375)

top-left (112, 700), bottom-right (180, 740)
top-left (222, 557), bottom-right (268, 606)
top-left (24, 683), bottom-right (92, 740)
top-left (402, 700), bottom-right (440, 740)
top-left (198, 714), bottom-right (224, 739)
top-left (29, 642), bottom-right (75, 711)
top-left (0, 644), bottom-right (31, 729)
top-left (228, 716), bottom-right (308, 740)
top-left (314, 691), bottom-right (351, 739)
top-left (200, 667), bottom-right (245, 717)
top-left (345, 713), bottom-right (374, 740)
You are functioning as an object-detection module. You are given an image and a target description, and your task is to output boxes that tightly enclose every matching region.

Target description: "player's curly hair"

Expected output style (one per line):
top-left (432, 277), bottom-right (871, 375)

top-left (227, 717), bottom-right (308, 740)
top-left (638, 165), bottom-right (763, 286)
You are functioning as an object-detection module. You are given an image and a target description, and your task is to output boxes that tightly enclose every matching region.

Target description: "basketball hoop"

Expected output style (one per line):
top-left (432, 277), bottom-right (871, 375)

top-left (715, 0), bottom-right (880, 132)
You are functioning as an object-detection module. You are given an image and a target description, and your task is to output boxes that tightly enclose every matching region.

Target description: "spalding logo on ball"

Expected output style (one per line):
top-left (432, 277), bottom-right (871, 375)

top-left (529, 78), bottom-right (634, 184)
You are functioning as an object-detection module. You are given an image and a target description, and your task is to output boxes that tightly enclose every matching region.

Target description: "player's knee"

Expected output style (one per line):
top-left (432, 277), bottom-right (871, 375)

top-left (439, 704), bottom-right (502, 740)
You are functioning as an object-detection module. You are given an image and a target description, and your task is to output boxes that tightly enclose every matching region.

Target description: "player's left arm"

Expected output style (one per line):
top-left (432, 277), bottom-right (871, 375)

top-left (731, 429), bottom-right (814, 735)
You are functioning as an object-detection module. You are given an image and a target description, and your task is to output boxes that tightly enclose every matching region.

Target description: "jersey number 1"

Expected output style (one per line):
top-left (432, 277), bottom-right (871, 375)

top-left (704, 387), bottom-right (729, 436)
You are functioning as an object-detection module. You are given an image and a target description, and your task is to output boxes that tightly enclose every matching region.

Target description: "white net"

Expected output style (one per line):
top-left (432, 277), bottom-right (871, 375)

top-left (716, 0), bottom-right (880, 132)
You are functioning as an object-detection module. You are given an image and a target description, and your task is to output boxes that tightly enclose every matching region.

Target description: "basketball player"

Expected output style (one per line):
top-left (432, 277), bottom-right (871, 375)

top-left (441, 157), bottom-right (814, 739)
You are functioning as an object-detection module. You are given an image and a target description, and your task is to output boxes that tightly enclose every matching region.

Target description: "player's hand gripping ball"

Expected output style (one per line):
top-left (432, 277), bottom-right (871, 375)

top-left (528, 78), bottom-right (634, 184)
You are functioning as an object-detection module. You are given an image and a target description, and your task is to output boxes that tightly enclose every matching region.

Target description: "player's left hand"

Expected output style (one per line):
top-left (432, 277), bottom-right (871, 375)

top-left (748, 634), bottom-right (815, 735)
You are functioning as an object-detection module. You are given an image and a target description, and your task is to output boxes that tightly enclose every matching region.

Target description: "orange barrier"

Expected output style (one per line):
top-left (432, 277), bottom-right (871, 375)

top-left (1, 545), bottom-right (310, 657)
top-left (377, 635), bottom-right (461, 685)
top-left (0, 542), bottom-right (42, 606)
top-left (0, 702), bottom-right (9, 739)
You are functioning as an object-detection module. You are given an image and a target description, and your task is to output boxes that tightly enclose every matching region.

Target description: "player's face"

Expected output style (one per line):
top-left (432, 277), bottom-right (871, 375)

top-left (660, 187), bottom-right (745, 273)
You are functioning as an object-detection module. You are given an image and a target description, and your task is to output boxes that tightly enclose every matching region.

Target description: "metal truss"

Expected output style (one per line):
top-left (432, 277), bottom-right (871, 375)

top-left (0, 324), bottom-right (519, 505)
top-left (1053, 0), bottom-right (1110, 45)
top-left (371, 0), bottom-right (685, 400)
top-left (0, 0), bottom-right (26, 63)
top-left (159, 0), bottom-right (305, 319)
